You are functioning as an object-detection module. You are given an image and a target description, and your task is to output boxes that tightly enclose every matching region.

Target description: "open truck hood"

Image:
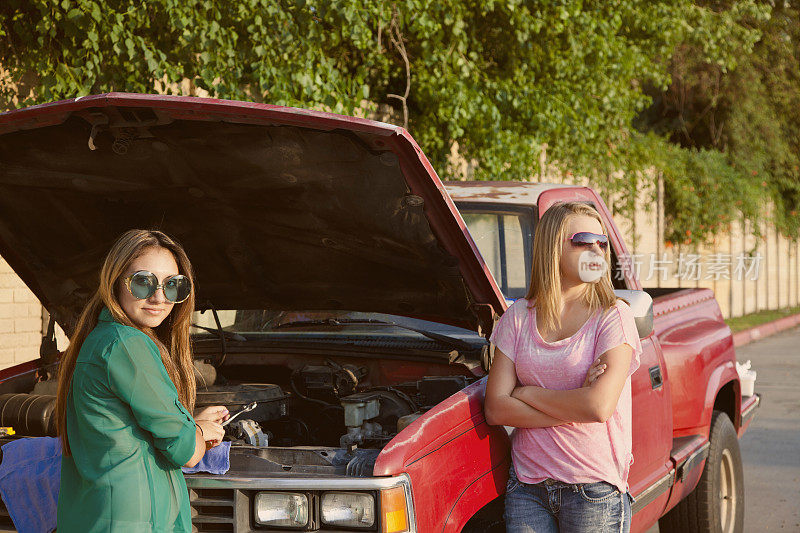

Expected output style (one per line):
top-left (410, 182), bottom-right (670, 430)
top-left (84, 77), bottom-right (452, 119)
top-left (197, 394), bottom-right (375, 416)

top-left (0, 93), bottom-right (505, 336)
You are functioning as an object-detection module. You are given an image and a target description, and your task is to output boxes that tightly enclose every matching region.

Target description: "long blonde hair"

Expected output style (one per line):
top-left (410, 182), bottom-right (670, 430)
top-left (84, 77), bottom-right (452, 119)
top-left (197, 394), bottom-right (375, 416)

top-left (525, 202), bottom-right (619, 337)
top-left (56, 229), bottom-right (197, 456)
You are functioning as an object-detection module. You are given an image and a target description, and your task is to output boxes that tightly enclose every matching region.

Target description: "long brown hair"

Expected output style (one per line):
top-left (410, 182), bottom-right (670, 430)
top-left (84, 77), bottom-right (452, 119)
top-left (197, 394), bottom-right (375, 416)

top-left (525, 201), bottom-right (620, 337)
top-left (56, 229), bottom-right (197, 456)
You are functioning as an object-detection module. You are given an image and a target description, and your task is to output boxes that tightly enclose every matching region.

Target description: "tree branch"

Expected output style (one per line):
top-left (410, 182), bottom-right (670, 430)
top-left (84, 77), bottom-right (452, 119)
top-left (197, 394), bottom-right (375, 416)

top-left (386, 4), bottom-right (410, 130)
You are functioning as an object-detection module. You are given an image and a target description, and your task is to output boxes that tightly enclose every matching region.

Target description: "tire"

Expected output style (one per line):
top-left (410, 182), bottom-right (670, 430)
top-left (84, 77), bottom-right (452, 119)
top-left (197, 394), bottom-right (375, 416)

top-left (659, 410), bottom-right (744, 533)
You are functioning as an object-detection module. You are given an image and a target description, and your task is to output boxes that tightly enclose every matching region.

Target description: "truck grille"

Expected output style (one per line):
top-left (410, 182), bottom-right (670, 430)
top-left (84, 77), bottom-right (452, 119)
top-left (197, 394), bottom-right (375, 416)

top-left (0, 489), bottom-right (237, 533)
top-left (190, 488), bottom-right (236, 532)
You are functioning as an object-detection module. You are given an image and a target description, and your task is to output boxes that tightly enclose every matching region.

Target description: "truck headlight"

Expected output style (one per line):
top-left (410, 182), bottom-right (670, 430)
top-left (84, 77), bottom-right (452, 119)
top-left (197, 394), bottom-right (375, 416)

top-left (321, 491), bottom-right (375, 528)
top-left (253, 492), bottom-right (308, 528)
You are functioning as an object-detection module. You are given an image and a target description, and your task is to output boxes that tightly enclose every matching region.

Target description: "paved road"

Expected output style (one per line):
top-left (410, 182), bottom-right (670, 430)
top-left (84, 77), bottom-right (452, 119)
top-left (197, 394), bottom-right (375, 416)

top-left (738, 325), bottom-right (800, 531)
top-left (647, 325), bottom-right (800, 532)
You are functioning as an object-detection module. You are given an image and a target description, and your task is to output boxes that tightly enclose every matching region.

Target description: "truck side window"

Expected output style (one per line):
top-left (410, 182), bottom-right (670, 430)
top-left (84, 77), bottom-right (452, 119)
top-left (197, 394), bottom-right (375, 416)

top-left (609, 246), bottom-right (629, 290)
top-left (459, 208), bottom-right (533, 300)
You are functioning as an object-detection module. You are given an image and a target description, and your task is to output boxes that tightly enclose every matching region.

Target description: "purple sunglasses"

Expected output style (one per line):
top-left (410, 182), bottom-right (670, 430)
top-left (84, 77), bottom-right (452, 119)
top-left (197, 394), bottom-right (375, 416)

top-left (565, 231), bottom-right (608, 250)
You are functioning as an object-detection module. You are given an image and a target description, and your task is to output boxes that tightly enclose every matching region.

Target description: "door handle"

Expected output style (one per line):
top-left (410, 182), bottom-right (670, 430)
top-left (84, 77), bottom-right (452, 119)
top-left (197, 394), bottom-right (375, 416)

top-left (649, 366), bottom-right (663, 389)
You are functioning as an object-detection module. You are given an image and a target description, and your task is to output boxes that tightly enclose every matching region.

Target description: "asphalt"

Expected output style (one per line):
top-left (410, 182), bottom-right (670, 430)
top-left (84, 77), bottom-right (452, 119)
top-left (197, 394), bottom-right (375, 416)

top-left (737, 325), bottom-right (800, 531)
top-left (647, 324), bottom-right (800, 532)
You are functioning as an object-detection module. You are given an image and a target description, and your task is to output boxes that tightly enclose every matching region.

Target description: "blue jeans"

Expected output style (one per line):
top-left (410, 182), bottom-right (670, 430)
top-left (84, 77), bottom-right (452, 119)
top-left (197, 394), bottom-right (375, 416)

top-left (504, 465), bottom-right (632, 533)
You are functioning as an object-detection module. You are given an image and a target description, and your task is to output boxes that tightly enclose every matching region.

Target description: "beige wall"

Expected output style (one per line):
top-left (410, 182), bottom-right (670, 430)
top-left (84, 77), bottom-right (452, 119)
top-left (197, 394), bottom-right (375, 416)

top-left (0, 256), bottom-right (45, 368)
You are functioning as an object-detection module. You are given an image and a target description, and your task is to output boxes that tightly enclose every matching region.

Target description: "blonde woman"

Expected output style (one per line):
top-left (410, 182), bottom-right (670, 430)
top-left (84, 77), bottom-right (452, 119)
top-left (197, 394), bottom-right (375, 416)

top-left (484, 202), bottom-right (642, 532)
top-left (55, 229), bottom-right (227, 532)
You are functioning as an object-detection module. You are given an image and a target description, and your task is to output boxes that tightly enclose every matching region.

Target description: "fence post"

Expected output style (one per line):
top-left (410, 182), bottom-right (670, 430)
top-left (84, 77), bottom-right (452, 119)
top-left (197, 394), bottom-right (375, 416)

top-left (657, 172), bottom-right (664, 289)
top-left (765, 217), bottom-right (769, 311)
top-left (728, 223), bottom-right (733, 318)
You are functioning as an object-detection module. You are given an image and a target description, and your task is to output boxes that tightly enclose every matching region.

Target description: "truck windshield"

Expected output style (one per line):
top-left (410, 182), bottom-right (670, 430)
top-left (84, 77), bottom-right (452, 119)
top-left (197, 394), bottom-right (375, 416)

top-left (457, 206), bottom-right (533, 300)
top-left (191, 309), bottom-right (478, 338)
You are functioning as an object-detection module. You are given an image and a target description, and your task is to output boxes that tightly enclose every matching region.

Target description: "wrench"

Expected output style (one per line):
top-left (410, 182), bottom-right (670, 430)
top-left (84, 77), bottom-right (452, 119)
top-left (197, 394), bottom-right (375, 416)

top-left (222, 401), bottom-right (258, 427)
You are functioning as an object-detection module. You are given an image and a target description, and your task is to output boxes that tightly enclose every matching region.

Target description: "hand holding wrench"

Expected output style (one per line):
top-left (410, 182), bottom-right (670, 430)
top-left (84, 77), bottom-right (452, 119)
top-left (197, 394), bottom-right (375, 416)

top-left (222, 401), bottom-right (258, 427)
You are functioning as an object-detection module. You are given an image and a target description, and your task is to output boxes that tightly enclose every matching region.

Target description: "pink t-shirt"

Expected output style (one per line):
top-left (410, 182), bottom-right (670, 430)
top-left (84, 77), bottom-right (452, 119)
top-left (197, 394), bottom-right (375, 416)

top-left (489, 297), bottom-right (642, 493)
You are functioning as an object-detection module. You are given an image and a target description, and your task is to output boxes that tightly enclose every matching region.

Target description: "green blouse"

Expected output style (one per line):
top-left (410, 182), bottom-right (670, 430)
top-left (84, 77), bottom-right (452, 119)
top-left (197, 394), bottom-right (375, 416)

top-left (57, 307), bottom-right (197, 532)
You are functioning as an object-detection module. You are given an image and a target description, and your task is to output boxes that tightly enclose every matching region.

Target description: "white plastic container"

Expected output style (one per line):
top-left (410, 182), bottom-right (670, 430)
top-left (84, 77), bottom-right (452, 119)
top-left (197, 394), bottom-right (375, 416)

top-left (736, 360), bottom-right (757, 397)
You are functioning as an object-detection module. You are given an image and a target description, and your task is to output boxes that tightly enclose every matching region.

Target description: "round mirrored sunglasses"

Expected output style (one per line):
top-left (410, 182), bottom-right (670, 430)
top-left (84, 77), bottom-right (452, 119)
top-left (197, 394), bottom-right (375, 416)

top-left (123, 270), bottom-right (191, 303)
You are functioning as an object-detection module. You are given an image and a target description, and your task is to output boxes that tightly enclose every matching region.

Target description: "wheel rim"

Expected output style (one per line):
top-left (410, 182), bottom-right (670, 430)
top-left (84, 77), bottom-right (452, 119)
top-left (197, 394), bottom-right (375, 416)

top-left (719, 448), bottom-right (737, 533)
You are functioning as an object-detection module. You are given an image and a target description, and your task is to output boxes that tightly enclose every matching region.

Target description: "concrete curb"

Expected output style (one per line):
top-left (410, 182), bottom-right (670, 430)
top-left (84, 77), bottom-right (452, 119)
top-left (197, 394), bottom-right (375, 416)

top-left (732, 311), bottom-right (800, 347)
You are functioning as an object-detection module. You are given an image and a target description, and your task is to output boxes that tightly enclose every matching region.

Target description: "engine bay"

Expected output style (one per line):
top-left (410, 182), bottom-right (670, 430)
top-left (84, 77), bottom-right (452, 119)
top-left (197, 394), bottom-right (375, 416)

top-left (0, 356), bottom-right (477, 477)
top-left (195, 359), bottom-right (473, 451)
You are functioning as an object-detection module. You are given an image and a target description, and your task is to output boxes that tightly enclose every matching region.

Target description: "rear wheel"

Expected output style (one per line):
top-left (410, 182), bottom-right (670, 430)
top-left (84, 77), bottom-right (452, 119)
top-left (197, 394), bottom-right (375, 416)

top-left (659, 410), bottom-right (744, 533)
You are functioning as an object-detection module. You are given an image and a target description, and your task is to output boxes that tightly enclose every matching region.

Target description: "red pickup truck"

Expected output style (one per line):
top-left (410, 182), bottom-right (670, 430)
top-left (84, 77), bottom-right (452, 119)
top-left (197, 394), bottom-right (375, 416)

top-left (0, 94), bottom-right (758, 533)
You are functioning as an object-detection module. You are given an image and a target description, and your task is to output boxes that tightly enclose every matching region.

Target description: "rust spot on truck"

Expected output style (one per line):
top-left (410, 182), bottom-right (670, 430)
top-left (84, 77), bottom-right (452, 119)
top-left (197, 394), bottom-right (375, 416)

top-left (443, 180), bottom-right (575, 205)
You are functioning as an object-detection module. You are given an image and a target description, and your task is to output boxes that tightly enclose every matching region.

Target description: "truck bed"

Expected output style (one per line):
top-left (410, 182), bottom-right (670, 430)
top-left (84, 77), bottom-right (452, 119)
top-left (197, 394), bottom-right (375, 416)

top-left (647, 287), bottom-right (741, 435)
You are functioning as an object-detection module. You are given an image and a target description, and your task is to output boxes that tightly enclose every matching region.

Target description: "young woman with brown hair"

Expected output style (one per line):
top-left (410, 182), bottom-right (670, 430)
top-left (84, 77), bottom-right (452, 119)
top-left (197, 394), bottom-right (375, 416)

top-left (484, 202), bottom-right (642, 532)
top-left (55, 229), bottom-right (227, 532)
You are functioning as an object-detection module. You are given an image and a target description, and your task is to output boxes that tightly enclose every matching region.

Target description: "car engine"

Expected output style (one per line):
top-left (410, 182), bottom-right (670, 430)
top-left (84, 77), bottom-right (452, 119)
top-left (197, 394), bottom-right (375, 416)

top-left (0, 359), bottom-right (474, 460)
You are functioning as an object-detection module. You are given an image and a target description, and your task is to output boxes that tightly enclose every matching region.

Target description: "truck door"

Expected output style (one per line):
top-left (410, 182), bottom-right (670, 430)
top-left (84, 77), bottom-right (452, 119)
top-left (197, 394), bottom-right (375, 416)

top-left (605, 242), bottom-right (674, 522)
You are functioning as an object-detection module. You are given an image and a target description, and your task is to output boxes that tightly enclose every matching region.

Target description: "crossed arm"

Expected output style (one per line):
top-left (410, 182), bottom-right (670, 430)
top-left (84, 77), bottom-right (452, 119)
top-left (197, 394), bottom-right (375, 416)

top-left (483, 343), bottom-right (633, 428)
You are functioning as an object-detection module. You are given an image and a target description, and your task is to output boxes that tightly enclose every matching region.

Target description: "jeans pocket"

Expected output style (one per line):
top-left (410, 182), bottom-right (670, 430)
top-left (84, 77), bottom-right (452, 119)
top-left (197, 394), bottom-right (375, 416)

top-left (506, 465), bottom-right (522, 494)
top-left (506, 476), bottom-right (522, 494)
top-left (578, 481), bottom-right (620, 503)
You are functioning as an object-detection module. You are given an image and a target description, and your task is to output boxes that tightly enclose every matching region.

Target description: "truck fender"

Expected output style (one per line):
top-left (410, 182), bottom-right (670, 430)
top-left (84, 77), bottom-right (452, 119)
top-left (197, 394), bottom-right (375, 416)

top-left (373, 377), bottom-right (511, 532)
top-left (441, 460), bottom-right (509, 532)
top-left (699, 361), bottom-right (740, 433)
top-left (456, 483), bottom-right (507, 532)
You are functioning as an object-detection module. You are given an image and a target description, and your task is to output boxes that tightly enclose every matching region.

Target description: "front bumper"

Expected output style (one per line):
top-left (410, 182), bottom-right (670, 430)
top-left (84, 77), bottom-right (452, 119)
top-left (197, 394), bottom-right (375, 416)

top-left (185, 473), bottom-right (416, 533)
top-left (738, 391), bottom-right (761, 437)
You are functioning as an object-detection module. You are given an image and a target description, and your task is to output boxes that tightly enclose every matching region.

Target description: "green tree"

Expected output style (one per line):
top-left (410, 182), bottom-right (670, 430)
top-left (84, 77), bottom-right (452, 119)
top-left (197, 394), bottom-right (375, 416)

top-left (637, 1), bottom-right (800, 242)
top-left (0, 0), bottom-right (791, 243)
top-left (0, 1), bottom-right (731, 177)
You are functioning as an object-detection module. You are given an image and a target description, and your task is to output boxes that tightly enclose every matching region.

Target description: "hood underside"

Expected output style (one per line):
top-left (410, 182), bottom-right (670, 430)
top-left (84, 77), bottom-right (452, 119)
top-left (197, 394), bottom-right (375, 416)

top-left (0, 94), bottom-right (504, 335)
